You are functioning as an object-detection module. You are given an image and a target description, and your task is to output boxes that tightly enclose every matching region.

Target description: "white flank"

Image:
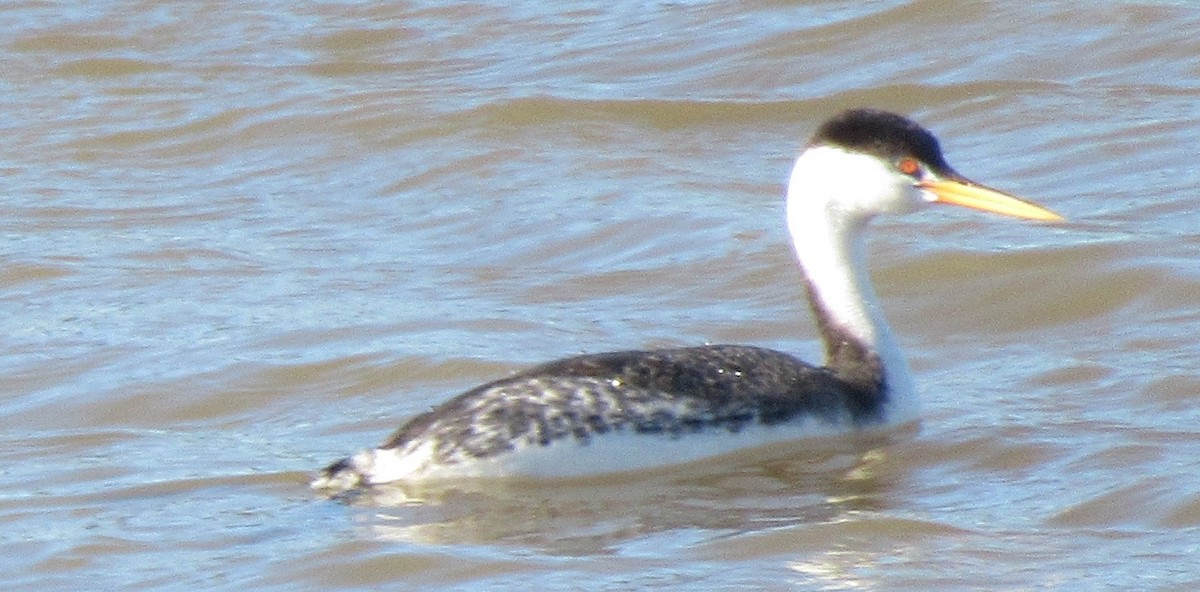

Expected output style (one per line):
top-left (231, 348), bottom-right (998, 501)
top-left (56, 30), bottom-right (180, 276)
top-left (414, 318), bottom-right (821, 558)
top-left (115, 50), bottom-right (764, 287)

top-left (320, 415), bottom-right (910, 489)
top-left (312, 141), bottom-right (939, 493)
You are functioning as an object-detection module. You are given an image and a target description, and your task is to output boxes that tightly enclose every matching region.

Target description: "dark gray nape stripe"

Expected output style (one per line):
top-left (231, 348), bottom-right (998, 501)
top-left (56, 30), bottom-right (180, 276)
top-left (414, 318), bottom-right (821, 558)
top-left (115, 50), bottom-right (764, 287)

top-left (801, 273), bottom-right (888, 412)
top-left (315, 110), bottom-right (925, 486)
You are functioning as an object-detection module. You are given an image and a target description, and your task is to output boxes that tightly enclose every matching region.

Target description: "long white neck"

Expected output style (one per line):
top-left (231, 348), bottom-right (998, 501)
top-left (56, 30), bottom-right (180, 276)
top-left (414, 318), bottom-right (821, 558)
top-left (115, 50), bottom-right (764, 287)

top-left (785, 147), bottom-right (919, 424)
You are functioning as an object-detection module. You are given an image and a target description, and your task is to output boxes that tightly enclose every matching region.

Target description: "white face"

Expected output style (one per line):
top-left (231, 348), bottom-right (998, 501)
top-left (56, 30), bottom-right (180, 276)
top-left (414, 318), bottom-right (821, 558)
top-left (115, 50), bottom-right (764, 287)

top-left (787, 145), bottom-right (934, 223)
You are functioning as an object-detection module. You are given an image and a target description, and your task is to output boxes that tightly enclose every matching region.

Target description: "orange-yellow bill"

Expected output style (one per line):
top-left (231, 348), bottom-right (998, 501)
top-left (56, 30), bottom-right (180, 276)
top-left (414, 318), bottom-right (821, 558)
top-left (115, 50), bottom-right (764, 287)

top-left (919, 179), bottom-right (1065, 222)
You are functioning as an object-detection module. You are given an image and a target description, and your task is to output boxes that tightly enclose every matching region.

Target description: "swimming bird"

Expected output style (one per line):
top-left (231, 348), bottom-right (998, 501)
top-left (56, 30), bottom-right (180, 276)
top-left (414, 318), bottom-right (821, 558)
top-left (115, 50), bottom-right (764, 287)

top-left (312, 108), bottom-right (1063, 492)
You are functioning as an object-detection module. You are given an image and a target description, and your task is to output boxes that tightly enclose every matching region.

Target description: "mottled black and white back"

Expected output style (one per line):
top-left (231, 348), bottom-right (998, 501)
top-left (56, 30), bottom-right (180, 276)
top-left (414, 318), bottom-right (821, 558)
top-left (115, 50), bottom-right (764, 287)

top-left (311, 107), bottom-right (1061, 493)
top-left (312, 345), bottom-right (887, 491)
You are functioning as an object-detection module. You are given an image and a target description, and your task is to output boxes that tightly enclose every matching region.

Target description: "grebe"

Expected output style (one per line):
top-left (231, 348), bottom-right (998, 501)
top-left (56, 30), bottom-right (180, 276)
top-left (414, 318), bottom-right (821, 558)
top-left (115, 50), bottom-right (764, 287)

top-left (312, 108), bottom-right (1063, 492)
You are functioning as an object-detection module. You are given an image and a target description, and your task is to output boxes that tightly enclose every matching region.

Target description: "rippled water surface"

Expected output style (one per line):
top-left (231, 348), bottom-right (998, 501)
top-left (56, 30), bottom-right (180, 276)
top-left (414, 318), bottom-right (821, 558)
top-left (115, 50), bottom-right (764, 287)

top-left (4, 1), bottom-right (1200, 590)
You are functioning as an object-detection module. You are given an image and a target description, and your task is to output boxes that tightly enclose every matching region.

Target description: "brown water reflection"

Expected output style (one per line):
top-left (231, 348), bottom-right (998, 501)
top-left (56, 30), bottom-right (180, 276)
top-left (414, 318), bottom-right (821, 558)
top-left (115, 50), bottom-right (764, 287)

top-left (3, 1), bottom-right (1200, 590)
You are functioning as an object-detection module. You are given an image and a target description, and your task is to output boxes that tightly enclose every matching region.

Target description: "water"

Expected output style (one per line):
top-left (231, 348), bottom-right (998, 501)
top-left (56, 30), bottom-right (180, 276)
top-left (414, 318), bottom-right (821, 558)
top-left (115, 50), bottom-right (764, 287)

top-left (3, 1), bottom-right (1200, 589)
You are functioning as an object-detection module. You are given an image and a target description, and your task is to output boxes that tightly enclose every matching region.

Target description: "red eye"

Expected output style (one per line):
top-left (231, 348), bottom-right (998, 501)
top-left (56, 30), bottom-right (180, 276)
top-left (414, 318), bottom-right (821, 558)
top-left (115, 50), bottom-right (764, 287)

top-left (898, 158), bottom-right (921, 176)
